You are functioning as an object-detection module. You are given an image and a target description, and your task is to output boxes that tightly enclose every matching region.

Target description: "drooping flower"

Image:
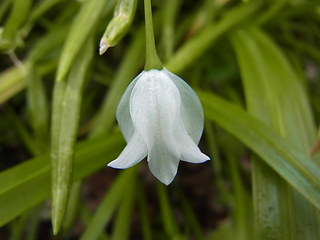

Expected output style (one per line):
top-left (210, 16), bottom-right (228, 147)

top-left (108, 68), bottom-right (210, 185)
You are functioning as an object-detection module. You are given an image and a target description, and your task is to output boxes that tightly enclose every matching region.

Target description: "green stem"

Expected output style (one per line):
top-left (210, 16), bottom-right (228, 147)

top-left (144, 0), bottom-right (163, 70)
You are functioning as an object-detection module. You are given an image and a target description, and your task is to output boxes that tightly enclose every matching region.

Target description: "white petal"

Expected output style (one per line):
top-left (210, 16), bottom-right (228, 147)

top-left (148, 144), bottom-right (180, 185)
top-left (108, 131), bottom-right (147, 168)
top-left (130, 69), bottom-right (180, 148)
top-left (174, 119), bottom-right (210, 163)
top-left (164, 68), bottom-right (204, 144)
top-left (116, 71), bottom-right (144, 142)
top-left (130, 69), bottom-right (181, 184)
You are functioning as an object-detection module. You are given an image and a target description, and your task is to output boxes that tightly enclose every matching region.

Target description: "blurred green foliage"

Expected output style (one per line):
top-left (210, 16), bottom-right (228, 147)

top-left (0, 0), bottom-right (320, 239)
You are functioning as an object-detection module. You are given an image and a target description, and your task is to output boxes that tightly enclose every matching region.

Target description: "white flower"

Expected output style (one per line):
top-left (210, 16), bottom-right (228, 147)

top-left (108, 68), bottom-right (210, 185)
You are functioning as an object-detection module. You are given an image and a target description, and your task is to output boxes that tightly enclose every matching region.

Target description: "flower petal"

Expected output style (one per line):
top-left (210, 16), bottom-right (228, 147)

top-left (107, 131), bottom-right (147, 168)
top-left (174, 119), bottom-right (210, 163)
top-left (130, 69), bottom-right (181, 148)
top-left (130, 69), bottom-right (181, 184)
top-left (164, 68), bottom-right (204, 144)
top-left (148, 144), bottom-right (180, 185)
top-left (116, 71), bottom-right (143, 142)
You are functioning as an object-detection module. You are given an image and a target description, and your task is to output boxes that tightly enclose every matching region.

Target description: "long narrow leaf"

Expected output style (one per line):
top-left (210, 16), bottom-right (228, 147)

top-left (51, 39), bottom-right (94, 234)
top-left (26, 65), bottom-right (49, 154)
top-left (56, 0), bottom-right (110, 81)
top-left (0, 0), bottom-right (32, 50)
top-left (0, 133), bottom-right (124, 227)
top-left (165, 1), bottom-right (261, 73)
top-left (198, 91), bottom-right (320, 211)
top-left (80, 168), bottom-right (136, 240)
top-left (230, 27), bottom-right (320, 239)
top-left (110, 171), bottom-right (136, 240)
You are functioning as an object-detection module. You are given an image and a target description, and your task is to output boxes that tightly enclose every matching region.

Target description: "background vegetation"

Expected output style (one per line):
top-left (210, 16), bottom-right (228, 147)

top-left (0, 0), bottom-right (320, 239)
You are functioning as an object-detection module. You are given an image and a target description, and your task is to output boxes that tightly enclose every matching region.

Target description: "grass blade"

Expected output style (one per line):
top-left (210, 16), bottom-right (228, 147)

top-left (137, 183), bottom-right (153, 240)
top-left (157, 183), bottom-right (180, 239)
top-left (80, 168), bottom-right (136, 240)
top-left (111, 171), bottom-right (136, 240)
top-left (62, 181), bottom-right (82, 232)
top-left (230, 26), bottom-right (320, 239)
top-left (0, 0), bottom-right (32, 50)
top-left (26, 65), bottom-right (49, 154)
top-left (51, 39), bottom-right (94, 234)
top-left (0, 133), bottom-right (124, 227)
top-left (56, 0), bottom-right (109, 81)
top-left (0, 61), bottom-right (56, 105)
top-left (198, 91), bottom-right (320, 211)
top-left (165, 1), bottom-right (261, 73)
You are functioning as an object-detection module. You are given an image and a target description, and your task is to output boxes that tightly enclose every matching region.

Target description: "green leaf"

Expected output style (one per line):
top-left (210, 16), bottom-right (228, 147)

top-left (0, 133), bottom-right (124, 227)
top-left (62, 181), bottom-right (82, 232)
top-left (51, 39), bottom-right (94, 234)
top-left (157, 183), bottom-right (180, 239)
top-left (198, 91), bottom-right (320, 211)
top-left (0, 0), bottom-right (32, 50)
top-left (27, 0), bottom-right (65, 25)
top-left (161, 0), bottom-right (181, 61)
top-left (230, 26), bottom-right (320, 239)
top-left (27, 25), bottom-right (69, 65)
top-left (56, 0), bottom-right (109, 81)
top-left (110, 170), bottom-right (136, 240)
top-left (206, 221), bottom-right (234, 240)
top-left (0, 0), bottom-right (11, 23)
top-left (80, 168), bottom-right (136, 240)
top-left (26, 65), bottom-right (49, 154)
top-left (137, 183), bottom-right (153, 240)
top-left (79, 204), bottom-right (109, 240)
top-left (0, 65), bottom-right (25, 104)
top-left (165, 1), bottom-right (261, 73)
top-left (0, 61), bottom-right (56, 105)
top-left (179, 191), bottom-right (204, 240)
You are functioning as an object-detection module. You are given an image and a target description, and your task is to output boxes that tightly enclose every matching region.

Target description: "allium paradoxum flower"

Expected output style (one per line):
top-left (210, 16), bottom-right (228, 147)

top-left (108, 68), bottom-right (210, 185)
top-left (107, 0), bottom-right (210, 185)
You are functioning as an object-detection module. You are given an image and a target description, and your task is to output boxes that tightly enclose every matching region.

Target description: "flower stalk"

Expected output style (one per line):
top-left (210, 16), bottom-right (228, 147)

top-left (144, 0), bottom-right (162, 70)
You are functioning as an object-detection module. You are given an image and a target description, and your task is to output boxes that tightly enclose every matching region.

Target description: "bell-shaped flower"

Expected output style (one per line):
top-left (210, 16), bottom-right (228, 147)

top-left (108, 68), bottom-right (210, 185)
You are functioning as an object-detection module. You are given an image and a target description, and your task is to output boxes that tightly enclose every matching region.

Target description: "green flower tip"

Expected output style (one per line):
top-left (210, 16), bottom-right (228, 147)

top-left (99, 40), bottom-right (109, 55)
